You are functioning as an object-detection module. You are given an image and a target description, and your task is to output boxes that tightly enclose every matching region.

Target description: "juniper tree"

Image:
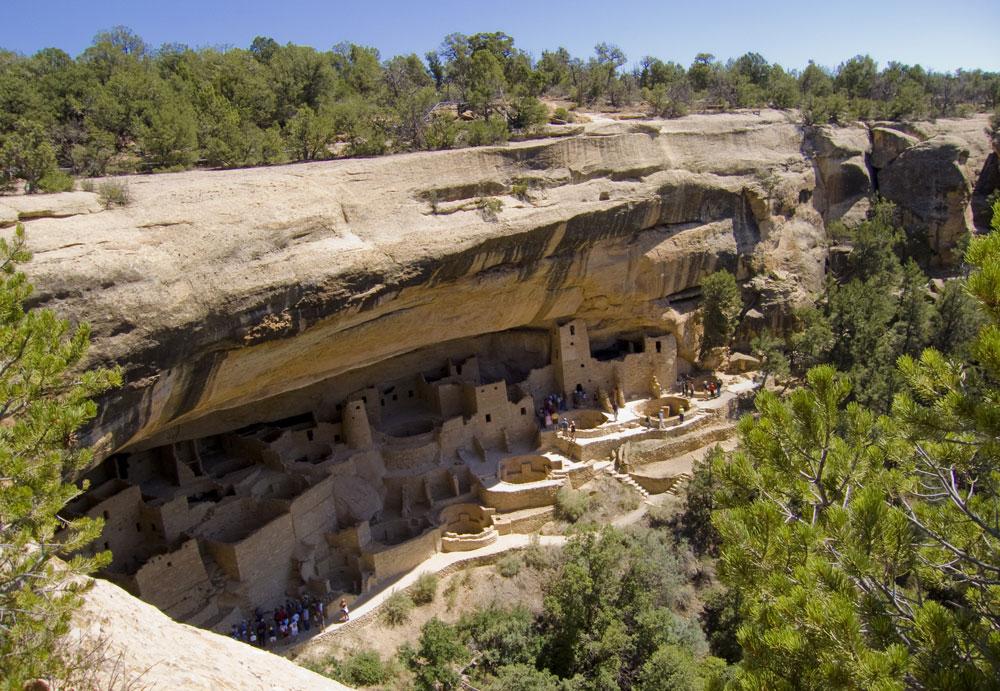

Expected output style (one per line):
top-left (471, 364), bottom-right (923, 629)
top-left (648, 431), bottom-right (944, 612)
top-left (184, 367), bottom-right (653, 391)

top-left (929, 277), bottom-right (983, 358)
top-left (0, 224), bottom-right (120, 687)
top-left (0, 121), bottom-right (57, 193)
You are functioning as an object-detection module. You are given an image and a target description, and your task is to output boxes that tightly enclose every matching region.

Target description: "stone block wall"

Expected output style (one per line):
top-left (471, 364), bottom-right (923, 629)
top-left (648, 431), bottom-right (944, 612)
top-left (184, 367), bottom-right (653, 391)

top-left (380, 438), bottom-right (440, 471)
top-left (288, 475), bottom-right (337, 545)
top-left (142, 494), bottom-right (207, 544)
top-left (133, 539), bottom-right (211, 619)
top-left (479, 481), bottom-right (562, 512)
top-left (495, 506), bottom-right (557, 534)
top-left (86, 483), bottom-right (148, 571)
top-left (228, 512), bottom-right (297, 606)
top-left (364, 527), bottom-right (440, 584)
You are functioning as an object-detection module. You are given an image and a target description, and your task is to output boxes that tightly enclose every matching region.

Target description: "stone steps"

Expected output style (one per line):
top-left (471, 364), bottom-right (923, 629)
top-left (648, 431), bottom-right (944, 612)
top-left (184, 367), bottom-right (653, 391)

top-left (605, 466), bottom-right (650, 499)
top-left (665, 472), bottom-right (692, 497)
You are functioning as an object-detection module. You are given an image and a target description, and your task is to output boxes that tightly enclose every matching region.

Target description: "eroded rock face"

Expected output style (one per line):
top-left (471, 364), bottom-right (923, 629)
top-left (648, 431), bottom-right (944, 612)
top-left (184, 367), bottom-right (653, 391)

top-left (871, 117), bottom-right (997, 265)
top-left (870, 126), bottom-right (920, 169)
top-left (807, 123), bottom-right (873, 225)
top-left (15, 111), bottom-right (995, 458)
top-left (880, 138), bottom-right (972, 263)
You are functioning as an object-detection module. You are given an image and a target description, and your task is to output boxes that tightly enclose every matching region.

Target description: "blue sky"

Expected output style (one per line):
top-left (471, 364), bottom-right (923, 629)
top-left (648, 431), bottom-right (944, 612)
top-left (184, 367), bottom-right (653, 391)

top-left (3, 0), bottom-right (998, 72)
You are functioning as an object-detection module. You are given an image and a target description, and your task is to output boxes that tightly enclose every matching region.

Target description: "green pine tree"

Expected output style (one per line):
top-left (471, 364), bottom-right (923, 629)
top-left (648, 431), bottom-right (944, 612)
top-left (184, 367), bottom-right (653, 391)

top-left (887, 200), bottom-right (1000, 685)
top-left (0, 224), bottom-right (121, 688)
top-left (713, 201), bottom-right (1000, 687)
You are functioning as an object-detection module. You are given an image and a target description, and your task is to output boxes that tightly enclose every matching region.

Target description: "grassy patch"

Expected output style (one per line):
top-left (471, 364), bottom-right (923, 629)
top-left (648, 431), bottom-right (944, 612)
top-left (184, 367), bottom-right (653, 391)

top-left (495, 555), bottom-right (522, 578)
top-left (411, 573), bottom-right (438, 605)
top-left (97, 178), bottom-right (131, 208)
top-left (381, 591), bottom-right (414, 627)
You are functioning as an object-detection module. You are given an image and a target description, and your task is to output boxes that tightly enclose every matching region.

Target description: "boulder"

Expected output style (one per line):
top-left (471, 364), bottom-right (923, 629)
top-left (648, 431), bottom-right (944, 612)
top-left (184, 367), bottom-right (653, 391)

top-left (726, 352), bottom-right (761, 374)
top-left (870, 126), bottom-right (919, 169)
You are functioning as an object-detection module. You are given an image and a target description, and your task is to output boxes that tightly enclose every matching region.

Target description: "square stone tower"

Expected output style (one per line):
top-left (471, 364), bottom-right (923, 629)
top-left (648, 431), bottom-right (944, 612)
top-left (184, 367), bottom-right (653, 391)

top-left (552, 319), bottom-right (592, 397)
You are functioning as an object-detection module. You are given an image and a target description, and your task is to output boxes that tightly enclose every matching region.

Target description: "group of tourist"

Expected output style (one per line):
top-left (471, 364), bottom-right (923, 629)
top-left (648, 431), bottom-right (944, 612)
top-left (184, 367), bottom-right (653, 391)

top-left (677, 374), bottom-right (723, 399)
top-left (229, 595), bottom-right (330, 649)
top-left (537, 390), bottom-right (583, 441)
top-left (537, 392), bottom-right (568, 428)
top-left (678, 374), bottom-right (696, 397)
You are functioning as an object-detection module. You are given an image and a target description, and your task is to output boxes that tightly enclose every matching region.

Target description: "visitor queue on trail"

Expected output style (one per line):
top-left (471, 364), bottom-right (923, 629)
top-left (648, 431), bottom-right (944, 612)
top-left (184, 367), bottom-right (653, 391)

top-left (229, 596), bottom-right (352, 649)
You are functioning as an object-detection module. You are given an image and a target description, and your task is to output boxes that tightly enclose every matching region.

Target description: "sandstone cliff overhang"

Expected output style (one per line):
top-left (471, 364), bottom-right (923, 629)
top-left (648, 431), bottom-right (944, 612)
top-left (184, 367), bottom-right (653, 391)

top-left (12, 111), bottom-right (996, 460)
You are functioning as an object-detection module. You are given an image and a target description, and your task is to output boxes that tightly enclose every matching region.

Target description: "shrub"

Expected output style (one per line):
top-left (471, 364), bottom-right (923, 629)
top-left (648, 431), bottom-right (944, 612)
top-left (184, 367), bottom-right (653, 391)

top-left (412, 573), bottom-right (438, 605)
top-left (410, 618), bottom-right (468, 691)
top-left (551, 107), bottom-right (572, 123)
top-left (36, 170), bottom-right (74, 193)
top-left (97, 178), bottom-right (131, 208)
top-left (646, 501), bottom-right (676, 528)
top-left (484, 664), bottom-right (562, 691)
top-left (458, 606), bottom-right (542, 677)
top-left (522, 535), bottom-right (551, 570)
top-left (461, 116), bottom-right (508, 147)
top-left (381, 591), bottom-right (414, 627)
top-left (477, 196), bottom-right (503, 221)
top-left (443, 577), bottom-right (460, 611)
top-left (496, 555), bottom-right (522, 578)
top-left (511, 181), bottom-right (530, 200)
top-left (509, 96), bottom-right (549, 132)
top-left (555, 486), bottom-right (590, 523)
top-left (590, 476), bottom-right (642, 517)
top-left (338, 649), bottom-right (394, 686)
top-left (308, 649), bottom-right (396, 686)
top-left (79, 178), bottom-right (95, 193)
top-left (425, 113), bottom-right (462, 150)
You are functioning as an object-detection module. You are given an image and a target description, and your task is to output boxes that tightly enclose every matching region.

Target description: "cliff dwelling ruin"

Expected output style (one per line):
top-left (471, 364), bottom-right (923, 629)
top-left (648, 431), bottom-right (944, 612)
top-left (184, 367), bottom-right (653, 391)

top-left (25, 110), bottom-right (992, 648)
top-left (66, 318), bottom-right (721, 632)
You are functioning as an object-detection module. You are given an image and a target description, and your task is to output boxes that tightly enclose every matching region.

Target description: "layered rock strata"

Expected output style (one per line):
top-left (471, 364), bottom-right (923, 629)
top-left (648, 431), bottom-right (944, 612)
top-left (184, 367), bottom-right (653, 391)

top-left (14, 111), bottom-right (992, 458)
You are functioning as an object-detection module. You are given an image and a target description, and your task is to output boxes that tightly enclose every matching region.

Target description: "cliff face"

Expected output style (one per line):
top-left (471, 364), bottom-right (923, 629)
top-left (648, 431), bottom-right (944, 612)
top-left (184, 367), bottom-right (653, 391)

top-left (5, 110), bottom-right (996, 458)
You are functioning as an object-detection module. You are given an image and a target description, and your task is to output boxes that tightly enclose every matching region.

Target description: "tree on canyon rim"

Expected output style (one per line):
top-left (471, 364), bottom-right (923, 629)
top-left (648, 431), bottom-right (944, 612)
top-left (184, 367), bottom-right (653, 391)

top-left (0, 223), bottom-right (120, 688)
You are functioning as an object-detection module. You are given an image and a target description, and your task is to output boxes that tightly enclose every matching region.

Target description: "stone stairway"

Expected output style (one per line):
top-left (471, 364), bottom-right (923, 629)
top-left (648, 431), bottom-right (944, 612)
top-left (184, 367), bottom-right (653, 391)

top-left (665, 472), bottom-right (692, 497)
top-left (604, 465), bottom-right (650, 499)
